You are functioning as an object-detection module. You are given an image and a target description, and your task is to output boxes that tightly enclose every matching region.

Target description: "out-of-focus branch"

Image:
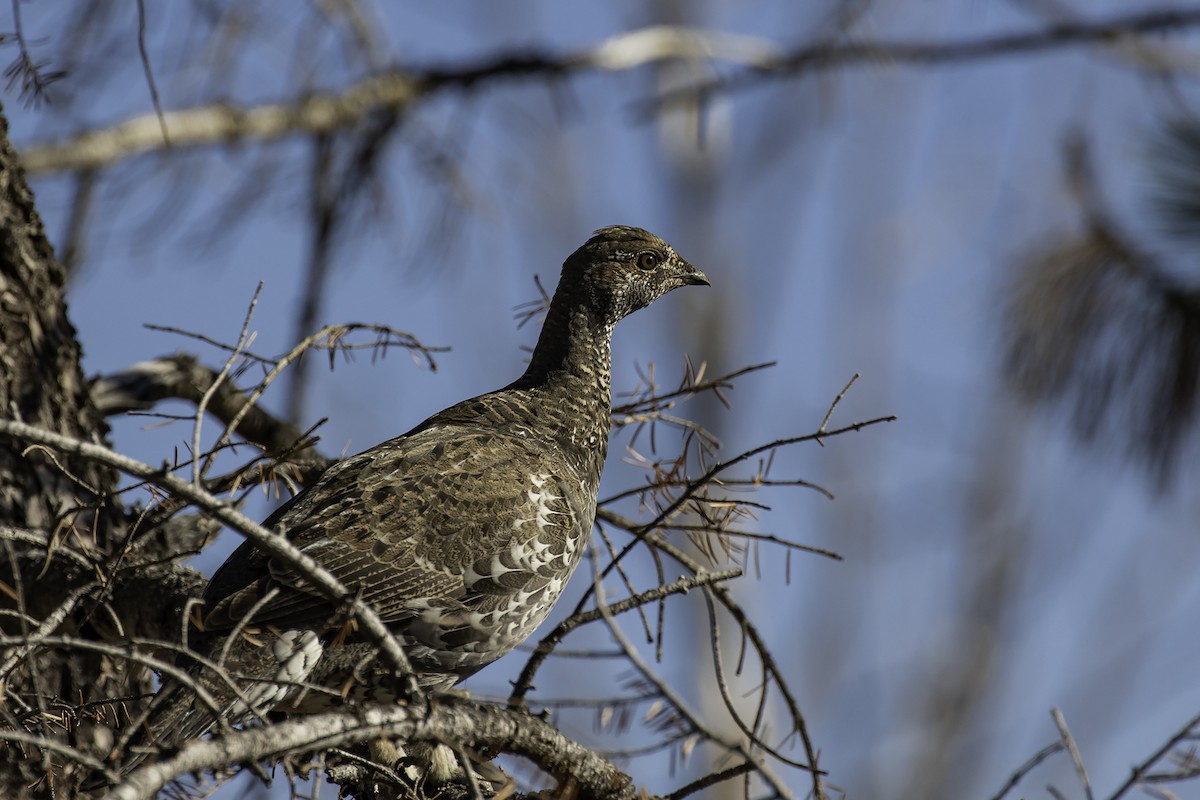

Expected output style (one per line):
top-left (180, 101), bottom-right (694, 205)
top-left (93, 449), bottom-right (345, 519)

top-left (21, 71), bottom-right (421, 173)
top-left (1004, 132), bottom-right (1200, 486)
top-left (106, 699), bottom-right (643, 800)
top-left (19, 26), bottom-right (781, 175)
top-left (4, 0), bottom-right (68, 107)
top-left (778, 6), bottom-right (1200, 69)
top-left (988, 740), bottom-right (1067, 800)
top-left (25, 10), bottom-right (1200, 175)
top-left (1107, 708), bottom-right (1200, 799)
top-left (652, 6), bottom-right (1200, 108)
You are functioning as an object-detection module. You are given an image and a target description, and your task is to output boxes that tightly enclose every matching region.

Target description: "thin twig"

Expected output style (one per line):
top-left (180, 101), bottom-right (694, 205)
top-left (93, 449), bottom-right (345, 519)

top-left (699, 585), bottom-right (813, 773)
top-left (584, 412), bottom-right (895, 615)
top-left (195, 283), bottom-right (262, 485)
top-left (0, 634), bottom-right (238, 742)
top-left (1106, 708), bottom-right (1200, 799)
top-left (666, 761), bottom-right (754, 800)
top-left (1053, 707), bottom-right (1094, 800)
top-left (510, 568), bottom-right (742, 705)
top-left (987, 740), bottom-right (1065, 800)
top-left (590, 563), bottom-right (800, 800)
top-left (644, 522), bottom-right (826, 800)
top-left (142, 324), bottom-right (279, 364)
top-left (816, 372), bottom-right (859, 445)
top-left (612, 362), bottom-right (776, 414)
top-left (134, 0), bottom-right (168, 145)
top-left (0, 728), bottom-right (116, 780)
top-left (0, 525), bottom-right (93, 569)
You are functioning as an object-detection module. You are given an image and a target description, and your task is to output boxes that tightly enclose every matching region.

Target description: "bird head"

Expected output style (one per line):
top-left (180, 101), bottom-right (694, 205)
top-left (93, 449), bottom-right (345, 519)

top-left (562, 225), bottom-right (709, 325)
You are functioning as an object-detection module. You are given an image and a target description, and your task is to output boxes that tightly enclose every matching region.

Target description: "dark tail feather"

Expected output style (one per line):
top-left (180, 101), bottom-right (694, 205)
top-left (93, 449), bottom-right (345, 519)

top-left (81, 680), bottom-right (207, 792)
top-left (114, 679), bottom-right (224, 778)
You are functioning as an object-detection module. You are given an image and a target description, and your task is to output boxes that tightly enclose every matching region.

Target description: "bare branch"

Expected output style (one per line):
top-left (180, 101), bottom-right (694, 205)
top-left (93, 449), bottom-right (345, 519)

top-left (591, 570), bottom-right (800, 800)
top-left (509, 567), bottom-right (743, 705)
top-left (92, 354), bottom-right (306, 454)
top-left (92, 318), bottom-right (445, 462)
top-left (106, 700), bottom-right (643, 800)
top-left (133, 0), bottom-right (167, 145)
top-left (1106, 708), bottom-right (1200, 799)
top-left (20, 26), bottom-right (781, 175)
top-left (817, 372), bottom-right (859, 444)
top-left (23, 9), bottom-right (1200, 177)
top-left (651, 7), bottom-right (1200, 109)
top-left (666, 761), bottom-right (754, 800)
top-left (585, 411), bottom-right (893, 619)
top-left (612, 362), bottom-right (777, 416)
top-left (0, 525), bottom-right (93, 570)
top-left (0, 728), bottom-right (115, 780)
top-left (1052, 707), bottom-right (1093, 800)
top-left (627, 415), bottom-right (896, 541)
top-left (987, 740), bottom-right (1066, 800)
top-left (1, 634), bottom-right (243, 738)
top-left (642, 525), bottom-right (827, 800)
top-left (194, 283), bottom-right (263, 485)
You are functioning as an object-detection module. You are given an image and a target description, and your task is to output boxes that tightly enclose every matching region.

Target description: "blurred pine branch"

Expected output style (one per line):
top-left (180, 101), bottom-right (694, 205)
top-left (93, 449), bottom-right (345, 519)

top-left (1004, 125), bottom-right (1200, 486)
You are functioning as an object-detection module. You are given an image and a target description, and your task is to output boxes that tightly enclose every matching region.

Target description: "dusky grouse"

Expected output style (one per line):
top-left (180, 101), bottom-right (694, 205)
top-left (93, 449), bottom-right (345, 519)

top-left (128, 225), bottom-right (709, 768)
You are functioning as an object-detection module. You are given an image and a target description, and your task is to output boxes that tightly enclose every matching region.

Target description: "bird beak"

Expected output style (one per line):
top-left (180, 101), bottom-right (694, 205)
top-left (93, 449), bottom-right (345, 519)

top-left (680, 261), bottom-right (710, 287)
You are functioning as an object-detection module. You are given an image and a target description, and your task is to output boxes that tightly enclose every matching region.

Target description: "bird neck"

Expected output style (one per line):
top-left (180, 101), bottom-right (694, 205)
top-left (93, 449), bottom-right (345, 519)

top-left (512, 294), bottom-right (614, 463)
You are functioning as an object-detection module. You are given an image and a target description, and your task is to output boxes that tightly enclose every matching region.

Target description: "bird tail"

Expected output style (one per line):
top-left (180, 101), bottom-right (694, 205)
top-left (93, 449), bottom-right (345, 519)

top-left (116, 677), bottom-right (225, 777)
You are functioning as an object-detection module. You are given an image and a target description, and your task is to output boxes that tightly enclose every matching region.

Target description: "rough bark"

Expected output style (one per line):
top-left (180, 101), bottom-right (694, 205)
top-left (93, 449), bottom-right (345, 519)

top-left (0, 99), bottom-right (130, 798)
top-left (0, 105), bottom-right (117, 533)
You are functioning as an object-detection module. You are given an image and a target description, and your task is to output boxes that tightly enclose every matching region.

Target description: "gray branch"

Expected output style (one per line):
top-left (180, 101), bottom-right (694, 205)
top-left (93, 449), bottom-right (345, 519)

top-left (91, 354), bottom-right (317, 459)
top-left (22, 10), bottom-right (1200, 175)
top-left (106, 699), bottom-right (642, 800)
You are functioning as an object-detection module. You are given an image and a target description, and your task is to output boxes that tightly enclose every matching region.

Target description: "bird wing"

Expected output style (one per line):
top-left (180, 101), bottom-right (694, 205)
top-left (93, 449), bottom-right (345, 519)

top-left (202, 421), bottom-right (590, 641)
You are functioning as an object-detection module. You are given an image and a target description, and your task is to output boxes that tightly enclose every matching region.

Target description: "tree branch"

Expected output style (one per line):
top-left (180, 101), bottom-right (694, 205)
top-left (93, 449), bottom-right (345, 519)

top-left (22, 10), bottom-right (1200, 176)
top-left (509, 567), bottom-right (743, 705)
top-left (20, 26), bottom-right (781, 175)
top-left (106, 699), bottom-right (643, 800)
top-left (1107, 707), bottom-right (1200, 799)
top-left (91, 354), bottom-right (316, 459)
top-left (988, 740), bottom-right (1067, 800)
top-left (650, 6), bottom-right (1200, 110)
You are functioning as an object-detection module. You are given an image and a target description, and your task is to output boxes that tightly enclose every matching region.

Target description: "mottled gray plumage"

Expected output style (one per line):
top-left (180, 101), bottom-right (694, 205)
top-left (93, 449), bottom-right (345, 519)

top-left (131, 226), bottom-right (708, 760)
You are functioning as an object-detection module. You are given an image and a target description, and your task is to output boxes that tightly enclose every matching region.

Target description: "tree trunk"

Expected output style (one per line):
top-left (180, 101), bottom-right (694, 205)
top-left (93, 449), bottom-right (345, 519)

top-left (0, 101), bottom-right (119, 535)
top-left (0, 99), bottom-right (127, 797)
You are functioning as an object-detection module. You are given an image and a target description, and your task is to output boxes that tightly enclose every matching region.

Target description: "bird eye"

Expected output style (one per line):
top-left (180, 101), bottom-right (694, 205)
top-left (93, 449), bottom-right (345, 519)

top-left (636, 251), bottom-right (660, 271)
